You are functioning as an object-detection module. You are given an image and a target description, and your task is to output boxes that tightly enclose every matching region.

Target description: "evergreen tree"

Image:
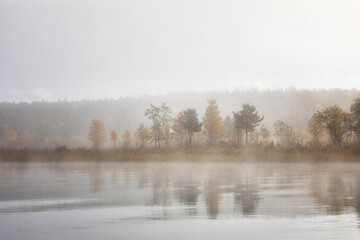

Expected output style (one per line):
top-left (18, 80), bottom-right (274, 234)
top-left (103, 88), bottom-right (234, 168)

top-left (183, 109), bottom-right (202, 146)
top-left (233, 112), bottom-right (243, 147)
top-left (172, 112), bottom-right (187, 148)
top-left (238, 103), bottom-right (264, 145)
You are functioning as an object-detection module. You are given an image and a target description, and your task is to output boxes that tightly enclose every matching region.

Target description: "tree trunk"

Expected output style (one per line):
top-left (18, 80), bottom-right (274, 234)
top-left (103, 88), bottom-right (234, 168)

top-left (245, 128), bottom-right (248, 145)
top-left (237, 130), bottom-right (240, 148)
top-left (189, 132), bottom-right (192, 146)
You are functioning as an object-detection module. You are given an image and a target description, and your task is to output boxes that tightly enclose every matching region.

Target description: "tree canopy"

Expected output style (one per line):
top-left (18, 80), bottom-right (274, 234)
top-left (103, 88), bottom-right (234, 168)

top-left (236, 103), bottom-right (264, 145)
top-left (203, 99), bottom-right (224, 147)
top-left (183, 109), bottom-right (202, 146)
top-left (88, 119), bottom-right (107, 150)
top-left (273, 120), bottom-right (293, 146)
top-left (316, 105), bottom-right (352, 147)
top-left (144, 103), bottom-right (172, 149)
top-left (110, 130), bottom-right (118, 149)
top-left (307, 113), bottom-right (324, 146)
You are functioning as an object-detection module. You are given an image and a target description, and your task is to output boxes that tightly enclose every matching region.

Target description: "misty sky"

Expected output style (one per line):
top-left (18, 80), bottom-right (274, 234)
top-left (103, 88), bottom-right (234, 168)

top-left (1, 0), bottom-right (360, 102)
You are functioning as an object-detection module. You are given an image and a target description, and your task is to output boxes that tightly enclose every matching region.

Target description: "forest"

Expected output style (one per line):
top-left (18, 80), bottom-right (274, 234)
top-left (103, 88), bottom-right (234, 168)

top-left (1, 88), bottom-right (360, 154)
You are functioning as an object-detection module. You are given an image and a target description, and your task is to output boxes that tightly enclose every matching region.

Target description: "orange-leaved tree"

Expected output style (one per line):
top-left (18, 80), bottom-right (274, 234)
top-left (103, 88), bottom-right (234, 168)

top-left (110, 130), bottom-right (118, 149)
top-left (88, 119), bottom-right (107, 150)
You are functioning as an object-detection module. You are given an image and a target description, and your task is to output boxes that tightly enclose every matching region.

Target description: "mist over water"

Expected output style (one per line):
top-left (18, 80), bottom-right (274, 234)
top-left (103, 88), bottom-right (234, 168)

top-left (2, 0), bottom-right (360, 239)
top-left (1, 161), bottom-right (360, 240)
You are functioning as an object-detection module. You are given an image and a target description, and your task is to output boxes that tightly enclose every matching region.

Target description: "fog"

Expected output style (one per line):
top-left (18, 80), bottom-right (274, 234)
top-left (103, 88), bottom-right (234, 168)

top-left (3, 2), bottom-right (360, 240)
top-left (0, 88), bottom-right (359, 149)
top-left (1, 0), bottom-right (360, 102)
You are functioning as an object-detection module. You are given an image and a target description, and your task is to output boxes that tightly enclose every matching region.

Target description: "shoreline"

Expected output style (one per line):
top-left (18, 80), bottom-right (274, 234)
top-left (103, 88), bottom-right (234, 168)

top-left (1, 148), bottom-right (360, 162)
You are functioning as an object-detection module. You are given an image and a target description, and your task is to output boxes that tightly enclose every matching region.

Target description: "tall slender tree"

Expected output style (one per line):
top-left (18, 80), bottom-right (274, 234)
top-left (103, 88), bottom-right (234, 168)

top-left (237, 103), bottom-right (264, 145)
top-left (88, 119), bottom-right (106, 150)
top-left (183, 109), bottom-right (202, 146)
top-left (203, 99), bottom-right (224, 147)
top-left (145, 103), bottom-right (172, 149)
top-left (233, 112), bottom-right (243, 147)
top-left (350, 97), bottom-right (360, 142)
top-left (172, 112), bottom-right (187, 148)
top-left (110, 130), bottom-right (118, 149)
top-left (307, 113), bottom-right (324, 146)
top-left (160, 103), bottom-right (172, 147)
top-left (122, 130), bottom-right (132, 150)
top-left (273, 120), bottom-right (293, 146)
top-left (145, 104), bottom-right (161, 149)
top-left (136, 124), bottom-right (150, 149)
top-left (224, 115), bottom-right (236, 146)
top-left (259, 125), bottom-right (270, 144)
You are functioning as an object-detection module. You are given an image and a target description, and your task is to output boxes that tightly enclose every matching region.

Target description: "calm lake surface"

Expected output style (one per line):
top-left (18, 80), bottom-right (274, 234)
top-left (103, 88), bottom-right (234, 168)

top-left (1, 161), bottom-right (360, 239)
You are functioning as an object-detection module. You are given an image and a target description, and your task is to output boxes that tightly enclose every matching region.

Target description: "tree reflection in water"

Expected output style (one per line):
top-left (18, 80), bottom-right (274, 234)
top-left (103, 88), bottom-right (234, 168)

top-left (233, 178), bottom-right (260, 216)
top-left (204, 177), bottom-right (221, 219)
top-left (4, 162), bottom-right (360, 221)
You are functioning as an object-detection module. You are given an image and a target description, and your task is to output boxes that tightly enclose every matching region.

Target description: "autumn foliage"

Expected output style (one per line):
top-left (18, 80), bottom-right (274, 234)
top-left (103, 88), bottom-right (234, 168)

top-left (88, 119), bottom-right (107, 150)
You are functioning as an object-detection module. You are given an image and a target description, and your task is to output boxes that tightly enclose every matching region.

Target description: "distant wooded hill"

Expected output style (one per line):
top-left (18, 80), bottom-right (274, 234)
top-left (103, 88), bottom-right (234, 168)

top-left (1, 89), bottom-right (359, 148)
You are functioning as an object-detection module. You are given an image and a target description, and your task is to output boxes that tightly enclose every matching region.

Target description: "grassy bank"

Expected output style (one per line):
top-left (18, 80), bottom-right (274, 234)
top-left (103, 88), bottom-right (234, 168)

top-left (1, 147), bottom-right (360, 162)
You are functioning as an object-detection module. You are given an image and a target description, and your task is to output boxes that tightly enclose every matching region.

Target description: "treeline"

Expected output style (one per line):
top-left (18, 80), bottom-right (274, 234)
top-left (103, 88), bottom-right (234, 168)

top-left (1, 88), bottom-right (360, 149)
top-left (86, 97), bottom-right (360, 151)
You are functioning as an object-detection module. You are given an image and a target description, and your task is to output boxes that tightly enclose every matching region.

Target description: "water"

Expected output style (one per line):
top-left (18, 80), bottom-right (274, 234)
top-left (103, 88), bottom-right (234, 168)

top-left (1, 161), bottom-right (360, 239)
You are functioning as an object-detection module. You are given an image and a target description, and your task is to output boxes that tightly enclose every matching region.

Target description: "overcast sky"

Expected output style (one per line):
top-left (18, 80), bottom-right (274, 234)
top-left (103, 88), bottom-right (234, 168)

top-left (1, 0), bottom-right (360, 102)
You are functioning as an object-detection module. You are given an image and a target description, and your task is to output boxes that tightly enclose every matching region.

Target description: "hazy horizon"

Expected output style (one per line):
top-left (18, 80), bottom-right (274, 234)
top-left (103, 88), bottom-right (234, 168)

top-left (1, 87), bottom-right (359, 104)
top-left (1, 0), bottom-right (360, 102)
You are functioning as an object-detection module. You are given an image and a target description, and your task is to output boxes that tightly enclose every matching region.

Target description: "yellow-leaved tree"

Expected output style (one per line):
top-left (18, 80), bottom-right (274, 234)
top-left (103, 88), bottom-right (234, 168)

top-left (203, 99), bottom-right (225, 147)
